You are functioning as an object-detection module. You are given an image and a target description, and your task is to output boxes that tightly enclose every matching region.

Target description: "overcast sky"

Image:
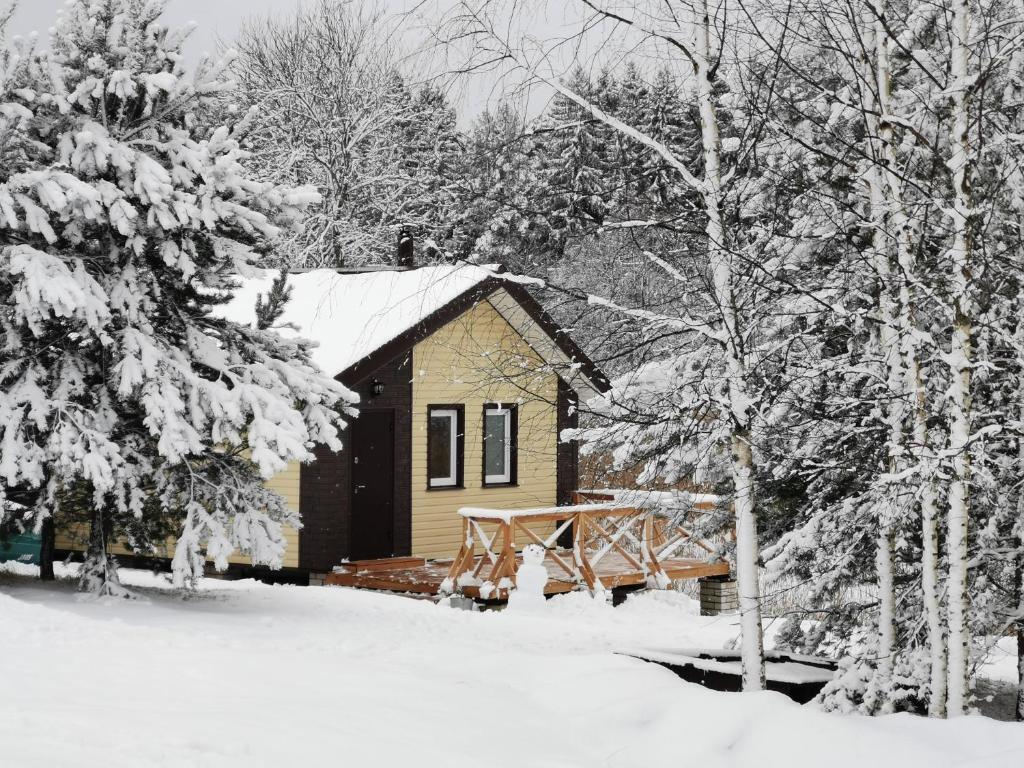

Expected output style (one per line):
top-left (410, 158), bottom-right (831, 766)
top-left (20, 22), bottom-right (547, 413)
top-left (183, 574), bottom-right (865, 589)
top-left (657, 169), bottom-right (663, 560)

top-left (4, 0), bottom-right (607, 124)
top-left (9, 0), bottom-right (321, 57)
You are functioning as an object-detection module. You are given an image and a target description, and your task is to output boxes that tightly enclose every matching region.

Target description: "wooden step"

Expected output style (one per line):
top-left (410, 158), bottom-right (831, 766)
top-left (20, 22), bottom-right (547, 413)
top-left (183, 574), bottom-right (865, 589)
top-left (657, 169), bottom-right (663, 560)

top-left (334, 557), bottom-right (426, 574)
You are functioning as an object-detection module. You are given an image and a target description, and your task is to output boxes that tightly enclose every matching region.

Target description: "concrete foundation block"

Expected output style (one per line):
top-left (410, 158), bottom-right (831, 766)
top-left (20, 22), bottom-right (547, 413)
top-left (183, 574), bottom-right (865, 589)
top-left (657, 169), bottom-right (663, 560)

top-left (699, 575), bottom-right (738, 615)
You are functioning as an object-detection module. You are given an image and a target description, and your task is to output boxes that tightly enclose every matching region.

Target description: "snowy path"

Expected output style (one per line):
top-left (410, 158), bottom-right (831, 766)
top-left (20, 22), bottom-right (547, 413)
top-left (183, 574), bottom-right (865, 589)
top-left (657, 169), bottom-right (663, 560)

top-left (1, 566), bottom-right (1021, 768)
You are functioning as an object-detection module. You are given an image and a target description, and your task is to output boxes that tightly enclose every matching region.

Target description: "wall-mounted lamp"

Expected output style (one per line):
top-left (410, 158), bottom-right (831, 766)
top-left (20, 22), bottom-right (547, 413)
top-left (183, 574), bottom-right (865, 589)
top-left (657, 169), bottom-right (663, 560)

top-left (370, 378), bottom-right (385, 397)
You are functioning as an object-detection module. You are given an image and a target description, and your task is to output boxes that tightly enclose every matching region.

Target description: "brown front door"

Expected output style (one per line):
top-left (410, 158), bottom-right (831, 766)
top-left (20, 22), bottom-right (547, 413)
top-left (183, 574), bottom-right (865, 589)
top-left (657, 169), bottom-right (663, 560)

top-left (350, 410), bottom-right (396, 559)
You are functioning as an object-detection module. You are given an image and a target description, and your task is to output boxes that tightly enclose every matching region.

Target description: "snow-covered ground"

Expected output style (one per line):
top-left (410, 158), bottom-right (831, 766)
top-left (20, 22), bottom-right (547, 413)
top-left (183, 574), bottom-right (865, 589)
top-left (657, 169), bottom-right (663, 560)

top-left (1, 564), bottom-right (1021, 768)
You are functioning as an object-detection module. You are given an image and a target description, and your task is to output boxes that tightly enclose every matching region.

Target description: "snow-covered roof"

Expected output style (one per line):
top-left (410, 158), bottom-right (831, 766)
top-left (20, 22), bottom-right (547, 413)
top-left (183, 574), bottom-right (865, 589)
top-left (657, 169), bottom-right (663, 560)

top-left (217, 264), bottom-right (499, 377)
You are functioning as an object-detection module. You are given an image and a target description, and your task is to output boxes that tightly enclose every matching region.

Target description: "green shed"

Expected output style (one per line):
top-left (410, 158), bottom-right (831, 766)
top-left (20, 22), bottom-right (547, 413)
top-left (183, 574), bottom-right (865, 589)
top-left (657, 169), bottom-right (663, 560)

top-left (0, 532), bottom-right (41, 566)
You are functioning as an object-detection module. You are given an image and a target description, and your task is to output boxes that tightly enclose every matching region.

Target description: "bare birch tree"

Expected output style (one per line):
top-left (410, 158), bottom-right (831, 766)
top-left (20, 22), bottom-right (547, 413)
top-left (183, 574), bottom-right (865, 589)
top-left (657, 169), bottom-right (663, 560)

top-left (441, 0), bottom-right (778, 690)
top-left (232, 0), bottom-right (463, 267)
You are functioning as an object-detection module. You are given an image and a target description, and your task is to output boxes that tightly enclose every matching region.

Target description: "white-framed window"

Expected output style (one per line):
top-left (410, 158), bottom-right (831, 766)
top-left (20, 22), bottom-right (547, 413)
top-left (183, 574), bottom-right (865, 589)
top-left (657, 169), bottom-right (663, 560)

top-left (428, 406), bottom-right (461, 488)
top-left (483, 405), bottom-right (516, 486)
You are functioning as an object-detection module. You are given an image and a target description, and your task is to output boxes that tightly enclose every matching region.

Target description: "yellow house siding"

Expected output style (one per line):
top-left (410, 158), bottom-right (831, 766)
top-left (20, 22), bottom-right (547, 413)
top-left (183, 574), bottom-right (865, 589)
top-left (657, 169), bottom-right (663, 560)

top-left (411, 297), bottom-right (559, 559)
top-left (227, 460), bottom-right (302, 569)
top-left (55, 461), bottom-right (302, 571)
top-left (53, 523), bottom-right (81, 553)
top-left (54, 523), bottom-right (114, 555)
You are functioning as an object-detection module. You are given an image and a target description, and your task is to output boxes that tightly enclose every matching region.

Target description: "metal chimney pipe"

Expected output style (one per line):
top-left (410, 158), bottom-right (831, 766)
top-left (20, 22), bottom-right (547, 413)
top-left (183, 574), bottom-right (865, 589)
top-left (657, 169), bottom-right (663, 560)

top-left (396, 228), bottom-right (414, 268)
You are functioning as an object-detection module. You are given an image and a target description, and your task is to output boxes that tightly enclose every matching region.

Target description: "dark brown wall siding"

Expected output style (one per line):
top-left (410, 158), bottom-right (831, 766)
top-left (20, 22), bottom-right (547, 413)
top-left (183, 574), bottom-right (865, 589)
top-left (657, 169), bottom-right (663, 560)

top-left (298, 442), bottom-right (348, 571)
top-left (299, 353), bottom-right (413, 571)
top-left (556, 377), bottom-right (580, 505)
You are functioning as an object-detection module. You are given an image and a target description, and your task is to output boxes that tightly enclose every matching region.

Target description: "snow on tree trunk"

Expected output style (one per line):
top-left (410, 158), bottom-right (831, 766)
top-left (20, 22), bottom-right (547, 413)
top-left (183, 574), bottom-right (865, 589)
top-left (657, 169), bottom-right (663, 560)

top-left (905, 190), bottom-right (945, 715)
top-left (869, 263), bottom-right (899, 713)
top-left (945, 0), bottom-right (975, 717)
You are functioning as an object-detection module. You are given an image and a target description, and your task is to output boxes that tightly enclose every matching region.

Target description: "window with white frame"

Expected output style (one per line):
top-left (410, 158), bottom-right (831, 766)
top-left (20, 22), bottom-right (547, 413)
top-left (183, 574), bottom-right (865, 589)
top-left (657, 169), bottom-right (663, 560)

top-left (428, 407), bottom-right (461, 488)
top-left (483, 404), bottom-right (517, 485)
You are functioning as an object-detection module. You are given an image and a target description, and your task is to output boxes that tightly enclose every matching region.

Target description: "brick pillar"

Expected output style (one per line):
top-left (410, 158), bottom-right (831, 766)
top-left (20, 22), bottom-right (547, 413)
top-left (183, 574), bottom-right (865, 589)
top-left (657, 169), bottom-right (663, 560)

top-left (699, 575), bottom-right (738, 615)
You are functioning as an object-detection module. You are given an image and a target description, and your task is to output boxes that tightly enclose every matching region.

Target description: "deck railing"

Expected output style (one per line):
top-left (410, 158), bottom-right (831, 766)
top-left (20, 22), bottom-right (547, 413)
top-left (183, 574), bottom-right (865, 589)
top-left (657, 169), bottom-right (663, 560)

top-left (440, 496), bottom-right (721, 598)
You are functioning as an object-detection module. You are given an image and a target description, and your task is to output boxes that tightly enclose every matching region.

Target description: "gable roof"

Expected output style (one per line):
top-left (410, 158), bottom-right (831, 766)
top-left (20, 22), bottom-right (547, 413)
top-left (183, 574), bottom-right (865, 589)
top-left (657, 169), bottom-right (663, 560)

top-left (218, 264), bottom-right (610, 397)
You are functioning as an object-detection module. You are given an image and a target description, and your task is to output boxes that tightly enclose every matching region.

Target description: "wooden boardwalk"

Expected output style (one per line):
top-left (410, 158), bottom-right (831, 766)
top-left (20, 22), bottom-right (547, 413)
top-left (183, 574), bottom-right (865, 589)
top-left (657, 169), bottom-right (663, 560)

top-left (326, 551), bottom-right (729, 599)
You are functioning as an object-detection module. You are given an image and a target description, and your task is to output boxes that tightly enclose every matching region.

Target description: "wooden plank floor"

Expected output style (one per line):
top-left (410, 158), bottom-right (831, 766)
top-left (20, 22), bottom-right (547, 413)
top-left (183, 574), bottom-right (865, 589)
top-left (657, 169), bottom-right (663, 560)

top-left (326, 551), bottom-right (730, 599)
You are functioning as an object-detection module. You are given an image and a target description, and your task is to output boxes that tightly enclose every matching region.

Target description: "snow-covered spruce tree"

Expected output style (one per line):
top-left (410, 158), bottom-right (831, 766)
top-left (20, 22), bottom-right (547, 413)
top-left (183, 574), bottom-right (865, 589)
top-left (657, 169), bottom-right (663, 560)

top-left (530, 68), bottom-right (615, 250)
top-left (623, 67), bottom-right (700, 213)
top-left (391, 83), bottom-right (466, 260)
top-left (454, 101), bottom-right (555, 266)
top-left (466, 67), bottom-right (623, 269)
top-left (458, 65), bottom-right (703, 275)
top-left (0, 0), bottom-right (354, 595)
top-left (0, 2), bottom-right (49, 542)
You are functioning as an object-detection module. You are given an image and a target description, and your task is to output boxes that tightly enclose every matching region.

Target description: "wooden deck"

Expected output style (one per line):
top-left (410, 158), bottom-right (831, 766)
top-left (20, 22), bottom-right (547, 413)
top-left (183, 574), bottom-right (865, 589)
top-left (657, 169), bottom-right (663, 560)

top-left (326, 552), bottom-right (729, 600)
top-left (327, 496), bottom-right (730, 601)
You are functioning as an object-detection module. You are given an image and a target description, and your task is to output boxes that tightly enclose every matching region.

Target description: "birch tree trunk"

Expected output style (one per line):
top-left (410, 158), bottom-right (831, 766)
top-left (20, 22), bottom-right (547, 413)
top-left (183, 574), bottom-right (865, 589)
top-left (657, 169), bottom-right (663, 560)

top-left (863, 5), bottom-right (901, 710)
top-left (1015, 536), bottom-right (1023, 721)
top-left (693, 0), bottom-right (765, 692)
top-left (868, 246), bottom-right (898, 711)
top-left (871, 0), bottom-right (947, 716)
top-left (497, 0), bottom-right (767, 690)
top-left (945, 0), bottom-right (975, 717)
top-left (918, 381), bottom-right (947, 716)
top-left (1013, 310), bottom-right (1024, 721)
top-left (1007, 0), bottom-right (1024, 724)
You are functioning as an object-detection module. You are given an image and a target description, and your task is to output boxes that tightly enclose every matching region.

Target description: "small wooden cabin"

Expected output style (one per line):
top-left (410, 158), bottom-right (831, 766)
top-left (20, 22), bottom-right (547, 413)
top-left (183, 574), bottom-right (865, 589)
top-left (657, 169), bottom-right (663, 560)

top-left (55, 263), bottom-right (607, 577)
top-left (219, 263), bottom-right (609, 577)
